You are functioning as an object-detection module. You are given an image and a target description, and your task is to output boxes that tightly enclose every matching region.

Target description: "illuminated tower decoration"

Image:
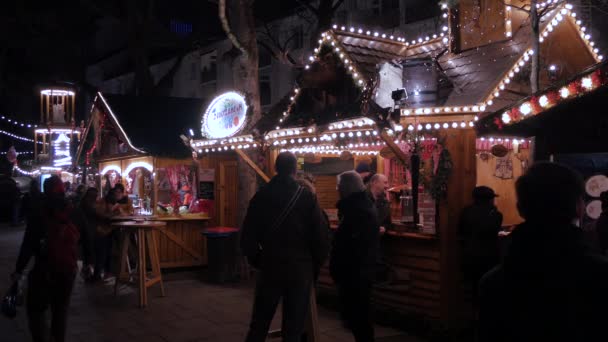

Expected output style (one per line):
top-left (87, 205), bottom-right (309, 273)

top-left (34, 87), bottom-right (82, 168)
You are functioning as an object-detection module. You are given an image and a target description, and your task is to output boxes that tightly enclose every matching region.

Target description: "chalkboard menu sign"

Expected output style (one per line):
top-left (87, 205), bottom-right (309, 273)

top-left (198, 181), bottom-right (215, 200)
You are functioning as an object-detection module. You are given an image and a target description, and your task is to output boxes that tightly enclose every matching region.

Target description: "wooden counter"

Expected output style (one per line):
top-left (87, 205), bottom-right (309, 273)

top-left (151, 216), bottom-right (211, 269)
top-left (320, 221), bottom-right (441, 320)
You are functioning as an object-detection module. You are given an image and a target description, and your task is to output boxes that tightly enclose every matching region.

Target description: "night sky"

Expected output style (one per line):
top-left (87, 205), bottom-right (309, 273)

top-left (0, 0), bottom-right (305, 98)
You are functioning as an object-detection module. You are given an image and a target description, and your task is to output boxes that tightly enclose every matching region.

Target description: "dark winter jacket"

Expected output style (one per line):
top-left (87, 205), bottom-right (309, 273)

top-left (330, 191), bottom-right (379, 283)
top-left (596, 211), bottom-right (608, 255)
top-left (241, 175), bottom-right (329, 280)
top-left (459, 203), bottom-right (503, 261)
top-left (368, 190), bottom-right (392, 230)
top-left (479, 220), bottom-right (608, 342)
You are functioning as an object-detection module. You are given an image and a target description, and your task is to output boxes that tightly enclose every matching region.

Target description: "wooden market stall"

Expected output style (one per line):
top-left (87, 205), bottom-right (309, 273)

top-left (77, 92), bottom-right (212, 268)
top-left (187, 1), bottom-right (601, 327)
top-left (477, 60), bottom-right (608, 237)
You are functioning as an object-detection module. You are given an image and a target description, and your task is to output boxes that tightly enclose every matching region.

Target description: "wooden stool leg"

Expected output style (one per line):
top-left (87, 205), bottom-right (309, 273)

top-left (154, 230), bottom-right (165, 296)
top-left (115, 231), bottom-right (130, 296)
top-left (138, 229), bottom-right (147, 308)
top-left (146, 230), bottom-right (165, 297)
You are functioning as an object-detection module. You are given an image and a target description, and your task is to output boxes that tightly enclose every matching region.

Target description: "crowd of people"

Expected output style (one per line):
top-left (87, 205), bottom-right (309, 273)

top-left (5, 152), bottom-right (608, 342)
top-left (241, 152), bottom-right (608, 342)
top-left (8, 177), bottom-right (133, 342)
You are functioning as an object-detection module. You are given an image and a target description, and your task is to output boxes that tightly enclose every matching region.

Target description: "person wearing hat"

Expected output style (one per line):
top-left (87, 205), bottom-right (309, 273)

top-left (458, 185), bottom-right (503, 305)
top-left (355, 161), bottom-right (372, 185)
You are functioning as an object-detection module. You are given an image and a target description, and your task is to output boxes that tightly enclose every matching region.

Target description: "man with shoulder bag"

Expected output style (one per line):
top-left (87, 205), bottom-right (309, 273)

top-left (241, 152), bottom-right (330, 342)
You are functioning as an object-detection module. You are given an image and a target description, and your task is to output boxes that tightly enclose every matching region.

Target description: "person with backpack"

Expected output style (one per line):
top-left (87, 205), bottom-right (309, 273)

top-left (241, 152), bottom-right (330, 342)
top-left (10, 175), bottom-right (80, 342)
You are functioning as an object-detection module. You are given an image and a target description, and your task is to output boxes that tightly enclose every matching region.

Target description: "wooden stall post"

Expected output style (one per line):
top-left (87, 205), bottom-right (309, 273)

top-left (234, 149), bottom-right (270, 182)
top-left (438, 128), bottom-right (477, 325)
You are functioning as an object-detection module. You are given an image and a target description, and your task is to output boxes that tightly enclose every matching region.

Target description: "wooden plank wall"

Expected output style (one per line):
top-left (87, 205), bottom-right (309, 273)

top-left (476, 149), bottom-right (530, 225)
top-left (317, 237), bottom-right (441, 319)
top-left (315, 175), bottom-right (339, 209)
top-left (197, 153), bottom-right (239, 228)
top-left (376, 237), bottom-right (441, 319)
top-left (157, 220), bottom-right (208, 268)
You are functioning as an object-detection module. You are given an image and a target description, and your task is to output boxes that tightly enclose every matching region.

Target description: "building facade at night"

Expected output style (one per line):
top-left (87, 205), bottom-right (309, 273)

top-left (85, 0), bottom-right (442, 111)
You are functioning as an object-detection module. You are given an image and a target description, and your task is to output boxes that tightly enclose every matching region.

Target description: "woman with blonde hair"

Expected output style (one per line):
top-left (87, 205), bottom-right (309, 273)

top-left (330, 171), bottom-right (378, 342)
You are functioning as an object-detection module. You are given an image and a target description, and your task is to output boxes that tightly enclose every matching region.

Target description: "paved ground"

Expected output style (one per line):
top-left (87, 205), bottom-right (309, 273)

top-left (0, 224), bottom-right (425, 342)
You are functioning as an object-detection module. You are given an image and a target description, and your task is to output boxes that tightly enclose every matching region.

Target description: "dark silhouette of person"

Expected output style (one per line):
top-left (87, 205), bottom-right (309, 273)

top-left (241, 152), bottom-right (329, 342)
top-left (596, 191), bottom-right (608, 256)
top-left (459, 186), bottom-right (503, 304)
top-left (12, 175), bottom-right (80, 342)
top-left (479, 162), bottom-right (608, 342)
top-left (330, 171), bottom-right (379, 342)
top-left (71, 187), bottom-right (99, 280)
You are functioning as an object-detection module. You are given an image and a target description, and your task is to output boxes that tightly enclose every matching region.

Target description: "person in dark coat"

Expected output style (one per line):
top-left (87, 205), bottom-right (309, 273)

top-left (241, 152), bottom-right (330, 342)
top-left (368, 173), bottom-right (391, 283)
top-left (595, 191), bottom-right (608, 256)
top-left (458, 185), bottom-right (503, 304)
top-left (71, 187), bottom-right (99, 280)
top-left (479, 162), bottom-right (608, 342)
top-left (330, 171), bottom-right (379, 342)
top-left (11, 175), bottom-right (81, 342)
top-left (368, 173), bottom-right (392, 232)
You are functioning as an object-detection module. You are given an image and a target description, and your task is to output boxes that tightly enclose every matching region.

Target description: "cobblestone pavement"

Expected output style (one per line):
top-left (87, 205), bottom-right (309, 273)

top-left (0, 224), bottom-right (425, 342)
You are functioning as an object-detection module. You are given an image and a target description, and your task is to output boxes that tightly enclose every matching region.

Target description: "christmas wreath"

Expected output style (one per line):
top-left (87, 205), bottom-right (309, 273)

top-left (429, 146), bottom-right (453, 200)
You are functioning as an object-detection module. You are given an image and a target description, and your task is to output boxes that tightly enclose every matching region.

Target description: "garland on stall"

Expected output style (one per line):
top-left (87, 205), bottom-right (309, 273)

top-left (495, 66), bottom-right (608, 129)
top-left (429, 147), bottom-right (453, 200)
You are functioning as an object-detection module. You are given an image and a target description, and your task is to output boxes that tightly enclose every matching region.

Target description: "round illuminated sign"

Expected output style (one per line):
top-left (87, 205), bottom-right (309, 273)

top-left (201, 92), bottom-right (247, 139)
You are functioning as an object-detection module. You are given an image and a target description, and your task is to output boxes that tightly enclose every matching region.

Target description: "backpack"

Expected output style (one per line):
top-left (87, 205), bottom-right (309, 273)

top-left (44, 209), bottom-right (80, 274)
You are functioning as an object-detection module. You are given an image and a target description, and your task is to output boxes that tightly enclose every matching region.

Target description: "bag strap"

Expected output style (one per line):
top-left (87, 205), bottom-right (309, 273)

top-left (269, 185), bottom-right (303, 232)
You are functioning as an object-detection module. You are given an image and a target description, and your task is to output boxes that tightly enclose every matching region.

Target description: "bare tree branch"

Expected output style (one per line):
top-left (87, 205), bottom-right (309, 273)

top-left (258, 40), bottom-right (299, 67)
top-left (503, 2), bottom-right (531, 14)
top-left (524, 0), bottom-right (565, 17)
top-left (297, 0), bottom-right (319, 16)
top-left (332, 0), bottom-right (346, 12)
top-left (219, 0), bottom-right (248, 57)
top-left (258, 22), bottom-right (301, 67)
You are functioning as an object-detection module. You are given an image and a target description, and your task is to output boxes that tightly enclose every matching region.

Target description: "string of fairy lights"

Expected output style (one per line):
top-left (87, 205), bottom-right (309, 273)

top-left (0, 115), bottom-right (45, 145)
top-left (485, 3), bottom-right (603, 106)
top-left (188, 1), bottom-right (602, 156)
top-left (0, 115), bottom-right (39, 128)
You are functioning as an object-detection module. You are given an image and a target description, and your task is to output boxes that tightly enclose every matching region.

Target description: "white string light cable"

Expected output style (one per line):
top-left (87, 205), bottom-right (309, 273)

top-left (484, 3), bottom-right (603, 106)
top-left (330, 2), bottom-right (450, 45)
top-left (0, 129), bottom-right (45, 144)
top-left (13, 165), bottom-right (41, 176)
top-left (0, 115), bottom-right (38, 128)
top-left (0, 151), bottom-right (34, 155)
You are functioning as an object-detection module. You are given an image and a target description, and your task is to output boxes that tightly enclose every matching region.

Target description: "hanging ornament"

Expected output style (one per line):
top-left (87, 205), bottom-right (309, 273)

top-left (494, 155), bottom-right (514, 180)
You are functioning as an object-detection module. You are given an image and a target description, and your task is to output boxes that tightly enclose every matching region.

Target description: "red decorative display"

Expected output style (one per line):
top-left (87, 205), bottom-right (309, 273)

top-left (493, 63), bottom-right (607, 130)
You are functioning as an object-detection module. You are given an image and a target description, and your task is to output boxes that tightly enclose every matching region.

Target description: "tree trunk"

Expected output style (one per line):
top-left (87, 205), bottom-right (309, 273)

top-left (530, 0), bottom-right (540, 93)
top-left (223, 0), bottom-right (261, 228)
top-left (307, 0), bottom-right (339, 49)
top-left (220, 0), bottom-right (261, 278)
top-left (127, 0), bottom-right (155, 95)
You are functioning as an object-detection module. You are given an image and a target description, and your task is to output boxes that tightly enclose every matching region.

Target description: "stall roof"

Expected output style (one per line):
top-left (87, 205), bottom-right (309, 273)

top-left (98, 93), bottom-right (205, 157)
top-left (476, 61), bottom-right (608, 137)
top-left (274, 5), bottom-right (598, 133)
